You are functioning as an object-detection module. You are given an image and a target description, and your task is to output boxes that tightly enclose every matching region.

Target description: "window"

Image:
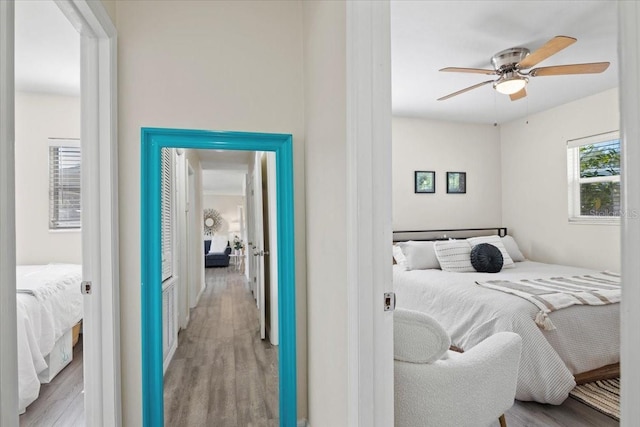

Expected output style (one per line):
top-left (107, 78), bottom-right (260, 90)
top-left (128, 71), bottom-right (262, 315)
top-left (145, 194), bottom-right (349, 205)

top-left (161, 147), bottom-right (174, 281)
top-left (49, 139), bottom-right (81, 229)
top-left (567, 131), bottom-right (620, 222)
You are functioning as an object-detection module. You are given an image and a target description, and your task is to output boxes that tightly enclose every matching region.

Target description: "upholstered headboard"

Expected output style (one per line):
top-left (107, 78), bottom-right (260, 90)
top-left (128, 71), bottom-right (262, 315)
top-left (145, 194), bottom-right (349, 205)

top-left (392, 227), bottom-right (507, 243)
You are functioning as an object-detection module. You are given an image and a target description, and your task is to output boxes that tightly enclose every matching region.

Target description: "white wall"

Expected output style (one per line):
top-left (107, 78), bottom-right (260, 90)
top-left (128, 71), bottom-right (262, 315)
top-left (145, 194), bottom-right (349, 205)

top-left (501, 88), bottom-right (620, 271)
top-left (202, 194), bottom-right (245, 241)
top-left (14, 91), bottom-right (81, 265)
top-left (114, 1), bottom-right (307, 424)
top-left (303, 2), bottom-right (348, 425)
top-left (392, 117), bottom-right (502, 231)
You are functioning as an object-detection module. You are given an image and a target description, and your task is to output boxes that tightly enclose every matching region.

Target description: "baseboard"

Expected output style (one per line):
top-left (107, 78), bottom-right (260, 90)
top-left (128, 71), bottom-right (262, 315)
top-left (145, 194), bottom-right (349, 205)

top-left (297, 419), bottom-right (309, 427)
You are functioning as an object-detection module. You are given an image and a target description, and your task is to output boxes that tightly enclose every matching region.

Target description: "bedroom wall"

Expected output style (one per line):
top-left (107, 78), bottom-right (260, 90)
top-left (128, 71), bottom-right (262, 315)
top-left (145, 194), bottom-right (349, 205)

top-left (303, 2), bottom-right (349, 425)
top-left (392, 116), bottom-right (502, 231)
top-left (501, 88), bottom-right (620, 272)
top-left (202, 194), bottom-right (245, 240)
top-left (114, 1), bottom-right (307, 424)
top-left (14, 91), bottom-right (81, 265)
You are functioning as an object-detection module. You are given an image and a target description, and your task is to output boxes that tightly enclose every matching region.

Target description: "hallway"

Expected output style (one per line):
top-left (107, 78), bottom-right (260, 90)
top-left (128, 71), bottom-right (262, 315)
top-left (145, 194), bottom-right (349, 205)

top-left (164, 268), bottom-right (279, 426)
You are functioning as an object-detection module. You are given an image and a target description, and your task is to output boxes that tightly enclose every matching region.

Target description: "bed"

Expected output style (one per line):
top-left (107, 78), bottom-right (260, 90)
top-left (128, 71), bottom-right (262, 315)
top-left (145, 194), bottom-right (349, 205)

top-left (16, 264), bottom-right (83, 414)
top-left (392, 228), bottom-right (620, 405)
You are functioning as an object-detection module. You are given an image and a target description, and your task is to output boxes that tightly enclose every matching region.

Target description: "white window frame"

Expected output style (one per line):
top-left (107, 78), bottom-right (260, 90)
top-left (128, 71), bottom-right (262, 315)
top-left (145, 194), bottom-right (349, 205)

top-left (567, 130), bottom-right (621, 224)
top-left (49, 138), bottom-right (81, 230)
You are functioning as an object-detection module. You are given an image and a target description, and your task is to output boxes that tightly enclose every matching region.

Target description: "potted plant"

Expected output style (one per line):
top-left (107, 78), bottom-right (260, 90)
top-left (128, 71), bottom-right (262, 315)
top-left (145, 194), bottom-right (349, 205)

top-left (232, 235), bottom-right (244, 255)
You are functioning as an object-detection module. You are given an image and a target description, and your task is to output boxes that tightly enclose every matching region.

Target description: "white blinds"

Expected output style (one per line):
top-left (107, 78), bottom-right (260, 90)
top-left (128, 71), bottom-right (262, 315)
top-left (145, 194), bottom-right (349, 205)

top-left (49, 140), bottom-right (81, 229)
top-left (161, 148), bottom-right (173, 281)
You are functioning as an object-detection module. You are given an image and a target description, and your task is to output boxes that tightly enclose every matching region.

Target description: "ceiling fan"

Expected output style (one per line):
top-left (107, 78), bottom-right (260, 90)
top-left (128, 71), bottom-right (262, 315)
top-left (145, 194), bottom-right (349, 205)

top-left (437, 36), bottom-right (610, 101)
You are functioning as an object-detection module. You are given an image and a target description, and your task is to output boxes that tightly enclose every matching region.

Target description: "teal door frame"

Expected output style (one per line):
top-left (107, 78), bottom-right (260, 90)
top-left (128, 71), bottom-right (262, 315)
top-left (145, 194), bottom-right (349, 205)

top-left (141, 128), bottom-right (297, 427)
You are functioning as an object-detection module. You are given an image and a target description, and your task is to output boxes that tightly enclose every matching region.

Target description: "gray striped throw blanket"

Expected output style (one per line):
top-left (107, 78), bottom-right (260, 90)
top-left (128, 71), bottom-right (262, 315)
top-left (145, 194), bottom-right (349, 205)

top-left (476, 271), bottom-right (620, 330)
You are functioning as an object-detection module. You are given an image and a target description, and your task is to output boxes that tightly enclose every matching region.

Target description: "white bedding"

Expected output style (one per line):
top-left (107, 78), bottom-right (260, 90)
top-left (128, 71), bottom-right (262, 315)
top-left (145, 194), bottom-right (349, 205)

top-left (16, 264), bottom-right (83, 413)
top-left (393, 261), bottom-right (620, 404)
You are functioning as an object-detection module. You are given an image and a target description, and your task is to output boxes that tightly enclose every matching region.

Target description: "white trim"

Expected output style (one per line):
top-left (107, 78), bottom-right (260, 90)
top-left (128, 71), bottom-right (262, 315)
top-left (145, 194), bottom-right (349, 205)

top-left (0, 1), bottom-right (19, 424)
top-left (55, 1), bottom-right (121, 426)
top-left (176, 150), bottom-right (189, 330)
top-left (49, 137), bottom-right (81, 148)
top-left (567, 130), bottom-right (620, 148)
top-left (619, 2), bottom-right (640, 425)
top-left (568, 218), bottom-right (621, 225)
top-left (346, 2), bottom-right (393, 426)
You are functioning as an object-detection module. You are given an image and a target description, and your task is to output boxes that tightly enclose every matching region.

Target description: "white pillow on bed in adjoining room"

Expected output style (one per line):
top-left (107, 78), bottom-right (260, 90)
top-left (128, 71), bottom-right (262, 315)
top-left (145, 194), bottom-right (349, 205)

top-left (501, 235), bottom-right (526, 262)
top-left (433, 240), bottom-right (475, 272)
top-left (396, 241), bottom-right (441, 271)
top-left (467, 235), bottom-right (515, 268)
top-left (393, 245), bottom-right (408, 269)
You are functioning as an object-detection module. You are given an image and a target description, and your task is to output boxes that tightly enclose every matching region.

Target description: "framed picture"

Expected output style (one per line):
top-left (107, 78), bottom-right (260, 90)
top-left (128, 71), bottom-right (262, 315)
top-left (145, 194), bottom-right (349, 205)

top-left (447, 171), bottom-right (466, 194)
top-left (415, 171), bottom-right (435, 193)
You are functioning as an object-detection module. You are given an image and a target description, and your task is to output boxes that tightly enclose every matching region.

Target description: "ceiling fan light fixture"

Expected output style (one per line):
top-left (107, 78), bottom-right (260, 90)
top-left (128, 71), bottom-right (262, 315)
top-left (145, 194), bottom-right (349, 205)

top-left (493, 73), bottom-right (528, 95)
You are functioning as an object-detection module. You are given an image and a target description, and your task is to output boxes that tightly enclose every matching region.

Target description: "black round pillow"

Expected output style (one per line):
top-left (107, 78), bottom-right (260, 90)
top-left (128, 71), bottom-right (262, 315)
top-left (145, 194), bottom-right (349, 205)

top-left (470, 243), bottom-right (504, 273)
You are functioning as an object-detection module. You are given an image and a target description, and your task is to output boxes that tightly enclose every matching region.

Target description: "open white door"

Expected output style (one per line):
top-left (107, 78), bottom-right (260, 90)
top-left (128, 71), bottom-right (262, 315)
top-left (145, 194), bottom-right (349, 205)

top-left (245, 172), bottom-right (256, 298)
top-left (252, 152), bottom-right (266, 340)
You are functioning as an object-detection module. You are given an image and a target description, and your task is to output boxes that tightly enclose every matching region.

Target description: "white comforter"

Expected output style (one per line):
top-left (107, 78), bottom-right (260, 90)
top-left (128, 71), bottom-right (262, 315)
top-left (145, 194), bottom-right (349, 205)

top-left (393, 261), bottom-right (620, 404)
top-left (16, 264), bottom-right (83, 413)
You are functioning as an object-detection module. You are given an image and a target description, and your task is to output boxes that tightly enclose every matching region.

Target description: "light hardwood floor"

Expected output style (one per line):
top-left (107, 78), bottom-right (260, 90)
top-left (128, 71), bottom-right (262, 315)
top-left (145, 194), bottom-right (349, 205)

top-left (19, 337), bottom-right (84, 427)
top-left (163, 267), bottom-right (279, 427)
top-left (504, 397), bottom-right (619, 427)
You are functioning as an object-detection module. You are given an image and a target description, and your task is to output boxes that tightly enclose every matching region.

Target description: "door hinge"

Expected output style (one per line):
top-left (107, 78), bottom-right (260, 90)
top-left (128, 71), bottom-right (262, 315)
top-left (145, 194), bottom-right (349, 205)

top-left (384, 292), bottom-right (395, 312)
top-left (81, 281), bottom-right (92, 295)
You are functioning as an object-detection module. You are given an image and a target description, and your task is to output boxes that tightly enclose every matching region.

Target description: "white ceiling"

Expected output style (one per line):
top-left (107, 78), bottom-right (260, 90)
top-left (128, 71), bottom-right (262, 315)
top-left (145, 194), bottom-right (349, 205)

top-left (198, 150), bottom-right (252, 196)
top-left (15, 1), bottom-right (618, 124)
top-left (391, 1), bottom-right (618, 124)
top-left (15, 0), bottom-right (80, 96)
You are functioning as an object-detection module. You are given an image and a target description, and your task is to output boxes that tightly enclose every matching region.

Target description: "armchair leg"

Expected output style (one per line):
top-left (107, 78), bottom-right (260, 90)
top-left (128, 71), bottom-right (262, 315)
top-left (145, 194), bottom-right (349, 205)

top-left (499, 414), bottom-right (507, 427)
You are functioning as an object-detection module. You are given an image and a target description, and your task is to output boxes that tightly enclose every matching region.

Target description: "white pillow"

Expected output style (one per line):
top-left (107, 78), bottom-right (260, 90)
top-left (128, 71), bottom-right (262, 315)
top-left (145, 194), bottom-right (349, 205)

top-left (394, 308), bottom-right (451, 364)
top-left (433, 240), bottom-right (475, 272)
top-left (467, 235), bottom-right (514, 268)
top-left (501, 235), bottom-right (526, 262)
top-left (393, 245), bottom-right (408, 269)
top-left (396, 241), bottom-right (441, 270)
top-left (210, 235), bottom-right (228, 253)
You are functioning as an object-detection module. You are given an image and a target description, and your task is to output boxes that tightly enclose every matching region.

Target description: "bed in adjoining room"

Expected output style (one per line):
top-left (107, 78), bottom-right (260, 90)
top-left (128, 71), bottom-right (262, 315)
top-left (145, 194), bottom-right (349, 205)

top-left (392, 228), bottom-right (620, 405)
top-left (16, 263), bottom-right (83, 414)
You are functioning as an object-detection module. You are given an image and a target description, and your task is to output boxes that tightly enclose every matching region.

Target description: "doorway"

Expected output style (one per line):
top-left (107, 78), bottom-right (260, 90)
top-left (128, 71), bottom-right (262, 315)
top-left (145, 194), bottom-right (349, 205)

top-left (140, 128), bottom-right (297, 427)
top-left (0, 1), bottom-right (119, 425)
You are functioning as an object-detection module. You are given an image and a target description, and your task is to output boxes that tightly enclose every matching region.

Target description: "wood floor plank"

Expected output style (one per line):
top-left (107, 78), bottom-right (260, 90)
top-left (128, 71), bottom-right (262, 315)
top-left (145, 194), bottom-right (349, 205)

top-left (164, 267), bottom-right (279, 426)
top-left (20, 338), bottom-right (84, 427)
top-left (505, 397), bottom-right (619, 426)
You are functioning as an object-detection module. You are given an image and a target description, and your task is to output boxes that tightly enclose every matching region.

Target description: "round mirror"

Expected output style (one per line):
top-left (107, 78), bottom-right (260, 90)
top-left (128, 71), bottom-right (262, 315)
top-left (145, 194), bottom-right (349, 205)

top-left (205, 217), bottom-right (214, 227)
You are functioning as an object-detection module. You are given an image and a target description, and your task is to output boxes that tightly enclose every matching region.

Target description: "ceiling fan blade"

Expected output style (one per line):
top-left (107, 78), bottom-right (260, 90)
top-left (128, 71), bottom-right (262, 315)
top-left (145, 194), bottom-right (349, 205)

top-left (517, 35), bottom-right (577, 69)
top-left (437, 80), bottom-right (494, 101)
top-left (509, 88), bottom-right (527, 101)
top-left (530, 62), bottom-right (610, 77)
top-left (440, 67), bottom-right (496, 75)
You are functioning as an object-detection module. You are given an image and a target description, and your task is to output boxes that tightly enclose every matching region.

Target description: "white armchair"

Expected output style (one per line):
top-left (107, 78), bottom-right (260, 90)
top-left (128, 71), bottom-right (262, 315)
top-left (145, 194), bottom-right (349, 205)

top-left (394, 309), bottom-right (522, 427)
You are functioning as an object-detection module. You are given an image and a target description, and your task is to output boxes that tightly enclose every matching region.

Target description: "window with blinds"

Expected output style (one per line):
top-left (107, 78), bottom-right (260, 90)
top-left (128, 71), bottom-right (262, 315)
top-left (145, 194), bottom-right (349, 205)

top-left (567, 131), bottom-right (621, 222)
top-left (49, 139), bottom-right (81, 230)
top-left (161, 148), bottom-right (174, 281)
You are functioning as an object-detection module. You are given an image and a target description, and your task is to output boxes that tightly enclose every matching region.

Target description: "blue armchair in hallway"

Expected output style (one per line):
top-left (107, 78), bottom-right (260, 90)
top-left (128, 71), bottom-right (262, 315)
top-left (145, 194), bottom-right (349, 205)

top-left (204, 238), bottom-right (231, 268)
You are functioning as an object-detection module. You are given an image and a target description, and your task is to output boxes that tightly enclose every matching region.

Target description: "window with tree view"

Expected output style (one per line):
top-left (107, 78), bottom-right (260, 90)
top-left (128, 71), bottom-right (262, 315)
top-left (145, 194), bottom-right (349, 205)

top-left (567, 131), bottom-right (620, 221)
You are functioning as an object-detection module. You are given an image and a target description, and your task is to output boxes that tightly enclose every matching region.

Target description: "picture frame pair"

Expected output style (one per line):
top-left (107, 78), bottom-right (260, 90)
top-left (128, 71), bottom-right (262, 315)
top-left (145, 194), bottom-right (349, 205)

top-left (414, 171), bottom-right (466, 194)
